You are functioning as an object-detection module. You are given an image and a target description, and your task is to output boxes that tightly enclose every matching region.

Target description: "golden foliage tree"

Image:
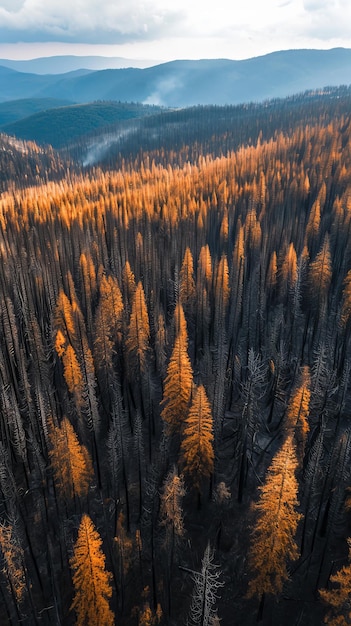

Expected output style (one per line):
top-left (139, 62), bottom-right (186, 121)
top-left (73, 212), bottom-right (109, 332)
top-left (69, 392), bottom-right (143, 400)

top-left (94, 274), bottom-right (124, 372)
top-left (280, 242), bottom-right (298, 295)
top-left (308, 235), bottom-right (332, 308)
top-left (180, 246), bottom-right (196, 307)
top-left (267, 250), bottom-right (278, 291)
top-left (126, 281), bottom-right (150, 373)
top-left (122, 260), bottom-right (136, 311)
top-left (306, 199), bottom-right (321, 243)
top-left (79, 252), bottom-right (97, 332)
top-left (55, 328), bottom-right (66, 358)
top-left (98, 274), bottom-right (124, 337)
top-left (245, 209), bottom-right (262, 252)
top-left (220, 209), bottom-right (229, 242)
top-left (341, 269), bottom-right (351, 327)
top-left (70, 514), bottom-right (115, 626)
top-left (247, 437), bottom-right (302, 601)
top-left (161, 310), bottom-right (193, 435)
top-left (54, 289), bottom-right (76, 344)
top-left (0, 522), bottom-right (26, 603)
top-left (214, 254), bottom-right (230, 316)
top-left (138, 602), bottom-right (162, 625)
top-left (319, 538), bottom-right (351, 625)
top-left (197, 244), bottom-right (212, 288)
top-left (284, 366), bottom-right (311, 462)
top-left (180, 384), bottom-right (214, 489)
top-left (173, 301), bottom-right (188, 344)
top-left (49, 417), bottom-right (93, 500)
top-left (62, 343), bottom-right (85, 408)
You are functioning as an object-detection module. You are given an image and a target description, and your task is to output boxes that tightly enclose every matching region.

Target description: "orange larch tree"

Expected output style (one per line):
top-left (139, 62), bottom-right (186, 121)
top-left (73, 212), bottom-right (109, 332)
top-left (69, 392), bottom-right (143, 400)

top-left (70, 514), bottom-right (115, 626)
top-left (180, 384), bottom-right (214, 490)
top-left (284, 366), bottom-right (311, 463)
top-left (319, 538), bottom-right (351, 625)
top-left (197, 244), bottom-right (212, 289)
top-left (179, 246), bottom-right (196, 310)
top-left (93, 273), bottom-right (124, 375)
top-left (0, 521), bottom-right (26, 605)
top-left (54, 289), bottom-right (76, 345)
top-left (126, 281), bottom-right (150, 374)
top-left (308, 234), bottom-right (332, 311)
top-left (61, 343), bottom-right (84, 409)
top-left (161, 305), bottom-right (193, 436)
top-left (49, 417), bottom-right (93, 501)
top-left (247, 437), bottom-right (302, 614)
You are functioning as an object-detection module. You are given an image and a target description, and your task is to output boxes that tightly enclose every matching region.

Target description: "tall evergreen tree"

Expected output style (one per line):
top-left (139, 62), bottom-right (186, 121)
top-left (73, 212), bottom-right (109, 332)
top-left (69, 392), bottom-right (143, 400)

top-left (49, 417), bottom-right (94, 501)
top-left (70, 514), bottom-right (115, 626)
top-left (181, 384), bottom-right (214, 490)
top-left (247, 437), bottom-right (302, 609)
top-left (126, 280), bottom-right (150, 374)
top-left (161, 305), bottom-right (193, 436)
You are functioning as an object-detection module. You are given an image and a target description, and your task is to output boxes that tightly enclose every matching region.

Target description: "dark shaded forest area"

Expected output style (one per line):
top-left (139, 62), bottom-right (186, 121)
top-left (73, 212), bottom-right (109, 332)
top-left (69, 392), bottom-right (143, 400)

top-left (1, 90), bottom-right (351, 625)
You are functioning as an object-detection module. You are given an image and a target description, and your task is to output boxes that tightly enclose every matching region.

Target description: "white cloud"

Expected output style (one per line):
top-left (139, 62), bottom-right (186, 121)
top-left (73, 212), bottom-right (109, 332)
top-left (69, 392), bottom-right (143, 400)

top-left (302, 0), bottom-right (351, 40)
top-left (0, 0), bottom-right (349, 60)
top-left (303, 0), bottom-right (329, 10)
top-left (0, 0), bottom-right (185, 43)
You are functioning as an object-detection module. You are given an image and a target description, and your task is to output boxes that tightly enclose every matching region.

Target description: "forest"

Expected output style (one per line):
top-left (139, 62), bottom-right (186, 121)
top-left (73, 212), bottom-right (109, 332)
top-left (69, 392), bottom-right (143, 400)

top-left (0, 88), bottom-right (351, 625)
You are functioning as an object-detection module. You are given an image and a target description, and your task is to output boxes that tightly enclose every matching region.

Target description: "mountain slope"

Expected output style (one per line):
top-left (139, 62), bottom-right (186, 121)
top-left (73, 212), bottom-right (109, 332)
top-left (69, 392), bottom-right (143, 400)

top-left (0, 97), bottom-right (75, 126)
top-left (2, 101), bottom-right (164, 148)
top-left (1, 48), bottom-right (351, 107)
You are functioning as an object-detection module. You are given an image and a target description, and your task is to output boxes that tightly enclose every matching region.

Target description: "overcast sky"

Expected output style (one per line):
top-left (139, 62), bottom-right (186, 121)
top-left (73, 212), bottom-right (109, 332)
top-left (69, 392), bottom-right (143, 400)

top-left (0, 0), bottom-right (350, 62)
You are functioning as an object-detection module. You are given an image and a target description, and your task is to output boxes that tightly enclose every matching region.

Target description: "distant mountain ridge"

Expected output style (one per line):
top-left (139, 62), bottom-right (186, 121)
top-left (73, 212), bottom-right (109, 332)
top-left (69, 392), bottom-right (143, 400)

top-left (0, 55), bottom-right (161, 74)
top-left (0, 48), bottom-right (351, 107)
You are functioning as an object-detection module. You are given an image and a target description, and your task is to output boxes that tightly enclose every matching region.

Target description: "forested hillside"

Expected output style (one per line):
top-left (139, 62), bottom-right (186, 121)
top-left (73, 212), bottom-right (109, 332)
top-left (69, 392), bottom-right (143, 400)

top-left (68, 86), bottom-right (351, 168)
top-left (2, 101), bottom-right (164, 150)
top-left (0, 133), bottom-right (72, 192)
top-left (0, 91), bottom-right (351, 625)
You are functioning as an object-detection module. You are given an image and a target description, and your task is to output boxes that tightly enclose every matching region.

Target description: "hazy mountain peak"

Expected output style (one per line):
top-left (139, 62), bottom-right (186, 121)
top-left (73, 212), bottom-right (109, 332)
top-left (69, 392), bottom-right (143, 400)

top-left (0, 48), bottom-right (350, 107)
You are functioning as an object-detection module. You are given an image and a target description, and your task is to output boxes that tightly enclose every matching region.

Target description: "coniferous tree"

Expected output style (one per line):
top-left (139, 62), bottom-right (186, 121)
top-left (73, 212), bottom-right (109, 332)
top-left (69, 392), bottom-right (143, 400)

top-left (197, 244), bottom-right (213, 289)
top-left (308, 234), bottom-right (332, 313)
top-left (61, 343), bottom-right (85, 408)
top-left (70, 514), bottom-right (115, 626)
top-left (0, 521), bottom-right (26, 604)
top-left (180, 246), bottom-right (196, 310)
top-left (247, 437), bottom-right (302, 613)
top-left (181, 384), bottom-right (214, 491)
top-left (284, 365), bottom-right (311, 462)
top-left (49, 417), bottom-right (94, 501)
top-left (126, 280), bottom-right (150, 374)
top-left (161, 305), bottom-right (193, 436)
top-left (94, 273), bottom-right (124, 376)
top-left (54, 289), bottom-right (76, 345)
top-left (319, 538), bottom-right (351, 625)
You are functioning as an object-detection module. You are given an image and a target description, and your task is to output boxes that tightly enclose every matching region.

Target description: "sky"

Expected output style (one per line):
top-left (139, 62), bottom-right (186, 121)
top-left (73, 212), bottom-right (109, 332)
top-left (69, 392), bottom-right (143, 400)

top-left (0, 0), bottom-right (350, 62)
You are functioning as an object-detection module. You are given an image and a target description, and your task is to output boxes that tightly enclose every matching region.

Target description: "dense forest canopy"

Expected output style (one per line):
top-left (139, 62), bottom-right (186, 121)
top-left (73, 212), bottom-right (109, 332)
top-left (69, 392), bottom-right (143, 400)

top-left (0, 89), bottom-right (351, 624)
